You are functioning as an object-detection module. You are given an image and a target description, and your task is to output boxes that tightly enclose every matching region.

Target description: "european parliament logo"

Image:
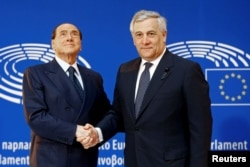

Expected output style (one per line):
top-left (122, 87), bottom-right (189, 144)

top-left (168, 40), bottom-right (250, 106)
top-left (0, 43), bottom-right (91, 104)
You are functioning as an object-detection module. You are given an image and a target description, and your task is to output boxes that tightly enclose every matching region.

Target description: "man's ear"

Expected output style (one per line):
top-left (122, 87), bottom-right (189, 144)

top-left (132, 37), bottom-right (136, 46)
top-left (163, 30), bottom-right (167, 43)
top-left (51, 40), bottom-right (55, 51)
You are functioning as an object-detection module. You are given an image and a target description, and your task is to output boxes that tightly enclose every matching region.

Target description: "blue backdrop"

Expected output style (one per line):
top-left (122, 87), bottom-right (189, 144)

top-left (1, 0), bottom-right (250, 166)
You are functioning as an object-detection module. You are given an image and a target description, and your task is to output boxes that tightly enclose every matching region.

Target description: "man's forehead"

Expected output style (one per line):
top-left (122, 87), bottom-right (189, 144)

top-left (133, 26), bottom-right (158, 33)
top-left (57, 24), bottom-right (79, 32)
top-left (134, 19), bottom-right (158, 30)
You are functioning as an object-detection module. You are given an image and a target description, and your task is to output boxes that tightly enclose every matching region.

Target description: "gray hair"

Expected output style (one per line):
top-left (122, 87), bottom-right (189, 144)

top-left (129, 10), bottom-right (167, 33)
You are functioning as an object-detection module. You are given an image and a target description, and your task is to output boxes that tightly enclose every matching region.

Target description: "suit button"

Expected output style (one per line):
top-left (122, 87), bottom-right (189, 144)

top-left (135, 127), bottom-right (139, 131)
top-left (65, 107), bottom-right (70, 111)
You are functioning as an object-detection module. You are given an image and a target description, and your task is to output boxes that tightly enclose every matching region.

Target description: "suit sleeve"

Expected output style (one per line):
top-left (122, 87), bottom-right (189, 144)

top-left (96, 66), bottom-right (124, 142)
top-left (184, 62), bottom-right (212, 167)
top-left (22, 67), bottom-right (76, 145)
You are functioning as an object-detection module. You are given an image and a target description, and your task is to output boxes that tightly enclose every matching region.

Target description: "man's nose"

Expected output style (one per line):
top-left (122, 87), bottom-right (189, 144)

top-left (141, 35), bottom-right (150, 44)
top-left (66, 34), bottom-right (73, 40)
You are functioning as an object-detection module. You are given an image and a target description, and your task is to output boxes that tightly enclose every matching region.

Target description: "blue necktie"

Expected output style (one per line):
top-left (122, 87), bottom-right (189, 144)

top-left (135, 62), bottom-right (152, 118)
top-left (68, 66), bottom-right (84, 101)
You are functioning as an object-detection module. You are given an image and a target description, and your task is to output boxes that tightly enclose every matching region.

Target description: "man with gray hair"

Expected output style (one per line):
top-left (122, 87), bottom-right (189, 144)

top-left (79, 10), bottom-right (212, 167)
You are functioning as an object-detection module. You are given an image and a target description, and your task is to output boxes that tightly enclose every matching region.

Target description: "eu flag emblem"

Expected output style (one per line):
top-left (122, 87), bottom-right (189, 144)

top-left (206, 68), bottom-right (250, 106)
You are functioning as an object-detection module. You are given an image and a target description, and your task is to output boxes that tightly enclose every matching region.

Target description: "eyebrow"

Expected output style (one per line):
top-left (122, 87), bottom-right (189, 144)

top-left (59, 29), bottom-right (79, 32)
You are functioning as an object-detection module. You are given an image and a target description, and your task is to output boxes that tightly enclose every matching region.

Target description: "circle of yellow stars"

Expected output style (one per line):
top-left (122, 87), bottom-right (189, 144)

top-left (219, 73), bottom-right (248, 102)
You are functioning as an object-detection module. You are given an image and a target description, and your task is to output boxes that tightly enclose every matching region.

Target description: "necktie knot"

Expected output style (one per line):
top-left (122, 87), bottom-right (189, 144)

top-left (68, 66), bottom-right (75, 72)
top-left (144, 62), bottom-right (153, 71)
top-left (67, 66), bottom-right (84, 100)
top-left (68, 66), bottom-right (75, 78)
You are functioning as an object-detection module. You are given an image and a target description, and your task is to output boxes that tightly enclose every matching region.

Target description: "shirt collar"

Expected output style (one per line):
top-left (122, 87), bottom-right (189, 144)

top-left (140, 47), bottom-right (166, 67)
top-left (55, 56), bottom-right (80, 75)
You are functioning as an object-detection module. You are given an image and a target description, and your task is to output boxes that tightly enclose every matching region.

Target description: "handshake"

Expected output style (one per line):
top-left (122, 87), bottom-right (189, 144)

top-left (75, 123), bottom-right (100, 149)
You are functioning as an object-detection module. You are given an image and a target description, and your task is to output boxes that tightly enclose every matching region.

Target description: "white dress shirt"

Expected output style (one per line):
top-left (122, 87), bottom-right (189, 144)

top-left (55, 56), bottom-right (84, 89)
top-left (134, 48), bottom-right (166, 100)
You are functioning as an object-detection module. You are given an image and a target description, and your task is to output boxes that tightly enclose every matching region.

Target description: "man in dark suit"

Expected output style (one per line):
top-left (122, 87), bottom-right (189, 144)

top-left (22, 23), bottom-right (111, 167)
top-left (80, 10), bottom-right (213, 167)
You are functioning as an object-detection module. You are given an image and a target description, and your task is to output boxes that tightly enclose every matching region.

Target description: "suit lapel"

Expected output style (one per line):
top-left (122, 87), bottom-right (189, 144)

top-left (137, 50), bottom-right (173, 119)
top-left (120, 59), bottom-right (141, 120)
top-left (128, 60), bottom-right (141, 119)
top-left (46, 59), bottom-right (83, 110)
top-left (76, 66), bottom-right (93, 120)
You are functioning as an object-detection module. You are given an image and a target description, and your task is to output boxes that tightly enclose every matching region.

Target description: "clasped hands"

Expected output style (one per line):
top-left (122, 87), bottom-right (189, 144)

top-left (75, 123), bottom-right (99, 149)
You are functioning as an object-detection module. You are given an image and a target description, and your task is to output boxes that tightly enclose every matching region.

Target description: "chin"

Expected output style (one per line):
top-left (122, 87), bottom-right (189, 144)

top-left (141, 53), bottom-right (153, 58)
top-left (64, 49), bottom-right (77, 54)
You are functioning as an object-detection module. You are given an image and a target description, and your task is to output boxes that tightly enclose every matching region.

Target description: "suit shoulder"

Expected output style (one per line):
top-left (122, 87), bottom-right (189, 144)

top-left (78, 66), bottom-right (102, 78)
top-left (170, 51), bottom-right (199, 67)
top-left (168, 54), bottom-right (205, 80)
top-left (24, 62), bottom-right (50, 72)
top-left (119, 58), bottom-right (139, 72)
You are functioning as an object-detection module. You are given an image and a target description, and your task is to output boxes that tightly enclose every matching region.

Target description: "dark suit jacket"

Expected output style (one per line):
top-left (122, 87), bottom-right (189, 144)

top-left (97, 50), bottom-right (212, 167)
top-left (22, 59), bottom-right (111, 167)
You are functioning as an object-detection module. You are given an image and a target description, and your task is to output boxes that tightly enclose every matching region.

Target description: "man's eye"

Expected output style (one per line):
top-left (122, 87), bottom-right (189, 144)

top-left (60, 32), bottom-right (67, 37)
top-left (135, 33), bottom-right (143, 38)
top-left (148, 32), bottom-right (156, 37)
top-left (71, 32), bottom-right (80, 38)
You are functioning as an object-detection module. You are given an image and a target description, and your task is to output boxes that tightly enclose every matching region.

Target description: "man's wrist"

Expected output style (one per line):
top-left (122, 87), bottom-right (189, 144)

top-left (95, 127), bottom-right (103, 142)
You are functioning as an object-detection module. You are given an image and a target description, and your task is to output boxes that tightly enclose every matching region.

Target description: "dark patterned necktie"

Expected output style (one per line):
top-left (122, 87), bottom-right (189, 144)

top-left (135, 62), bottom-right (153, 118)
top-left (68, 66), bottom-right (84, 101)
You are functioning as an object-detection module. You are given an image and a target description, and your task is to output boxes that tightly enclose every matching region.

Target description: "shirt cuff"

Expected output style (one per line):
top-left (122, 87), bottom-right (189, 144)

top-left (95, 127), bottom-right (103, 142)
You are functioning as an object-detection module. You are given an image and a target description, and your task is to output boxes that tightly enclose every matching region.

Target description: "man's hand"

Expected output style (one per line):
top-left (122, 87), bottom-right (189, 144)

top-left (76, 123), bottom-right (100, 149)
top-left (75, 125), bottom-right (89, 138)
